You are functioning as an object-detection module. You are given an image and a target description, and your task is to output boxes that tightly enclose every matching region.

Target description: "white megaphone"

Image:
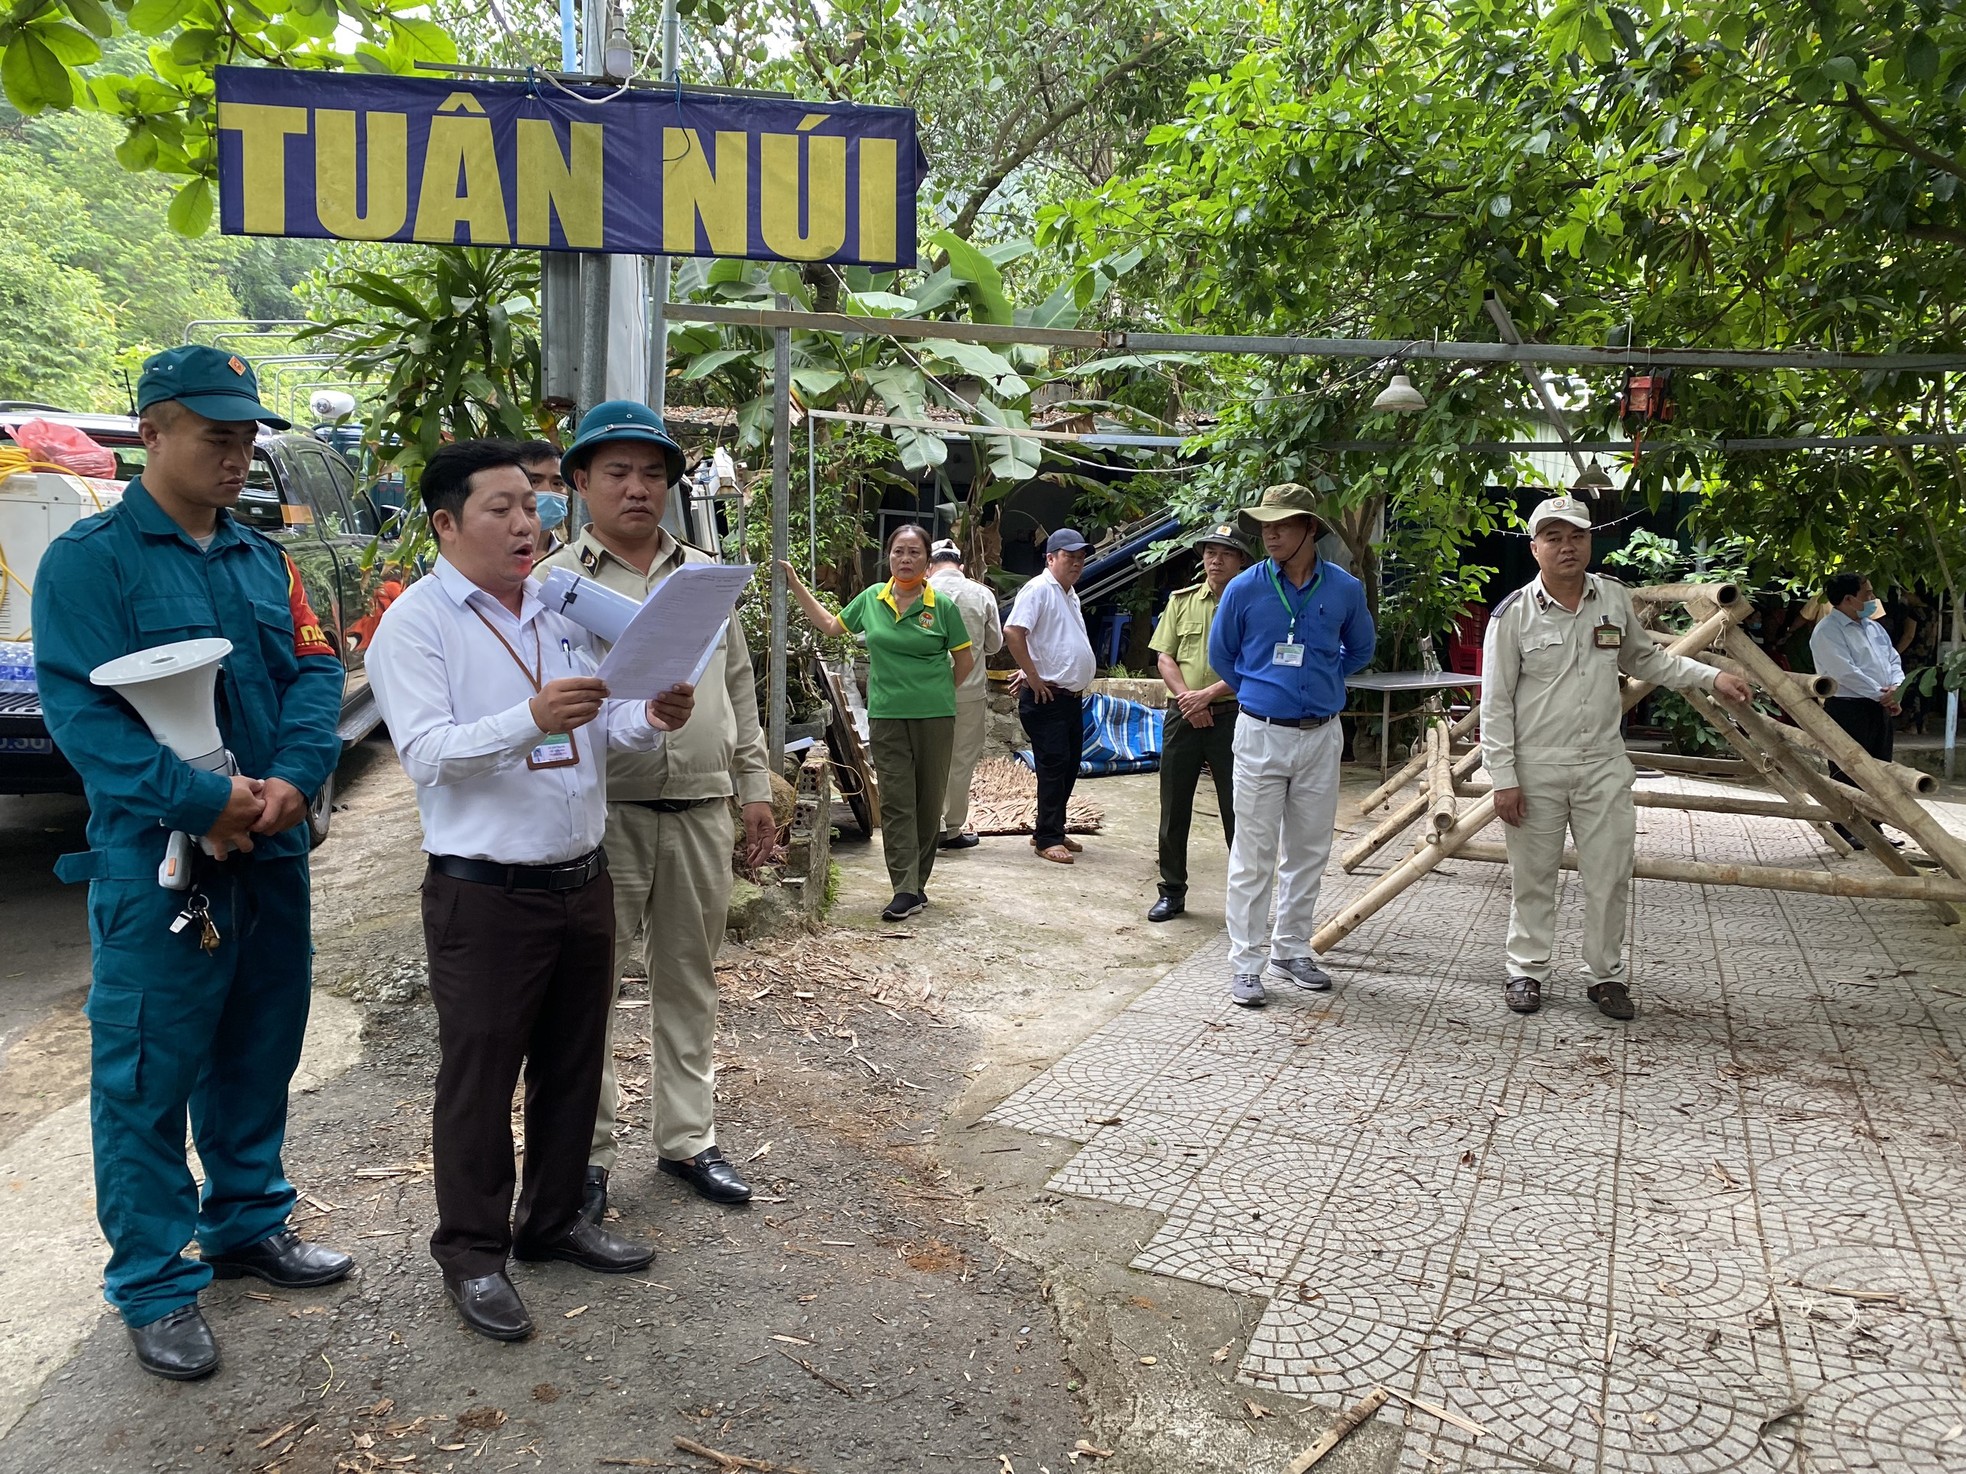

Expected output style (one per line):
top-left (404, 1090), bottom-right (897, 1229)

top-left (537, 565), bottom-right (644, 646)
top-left (90, 638), bottom-right (237, 889)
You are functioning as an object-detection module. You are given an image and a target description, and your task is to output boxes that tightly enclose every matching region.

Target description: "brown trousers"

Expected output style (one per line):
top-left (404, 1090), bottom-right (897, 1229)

top-left (421, 865), bottom-right (615, 1279)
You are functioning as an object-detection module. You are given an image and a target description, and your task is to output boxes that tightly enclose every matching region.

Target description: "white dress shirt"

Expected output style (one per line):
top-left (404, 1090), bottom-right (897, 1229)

top-left (1005, 569), bottom-right (1097, 692)
top-left (929, 567), bottom-right (1004, 700)
top-left (1809, 608), bottom-right (1905, 702)
top-left (367, 558), bottom-right (664, 864)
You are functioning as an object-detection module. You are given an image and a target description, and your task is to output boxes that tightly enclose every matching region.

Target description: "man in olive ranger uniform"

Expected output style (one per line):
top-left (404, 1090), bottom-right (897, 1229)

top-left (1480, 496), bottom-right (1750, 1020)
top-left (1146, 521), bottom-right (1250, 922)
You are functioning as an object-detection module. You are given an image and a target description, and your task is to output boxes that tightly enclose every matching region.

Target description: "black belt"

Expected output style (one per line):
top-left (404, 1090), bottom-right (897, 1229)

top-left (624, 796), bottom-right (722, 813)
top-left (1243, 711), bottom-right (1334, 729)
top-left (428, 848), bottom-right (608, 891)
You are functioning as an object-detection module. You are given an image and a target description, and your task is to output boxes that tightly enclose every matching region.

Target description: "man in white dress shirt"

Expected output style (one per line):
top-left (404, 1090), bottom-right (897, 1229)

top-left (928, 538), bottom-right (1005, 850)
top-left (1005, 529), bottom-right (1098, 864)
top-left (1809, 571), bottom-right (1906, 848)
top-left (367, 440), bottom-right (696, 1343)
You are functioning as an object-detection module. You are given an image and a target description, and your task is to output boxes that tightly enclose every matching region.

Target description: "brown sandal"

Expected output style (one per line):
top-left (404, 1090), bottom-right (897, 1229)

top-left (1035, 844), bottom-right (1075, 864)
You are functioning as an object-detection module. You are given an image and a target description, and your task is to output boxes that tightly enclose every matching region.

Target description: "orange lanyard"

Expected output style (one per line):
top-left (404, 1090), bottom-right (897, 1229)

top-left (470, 606), bottom-right (543, 692)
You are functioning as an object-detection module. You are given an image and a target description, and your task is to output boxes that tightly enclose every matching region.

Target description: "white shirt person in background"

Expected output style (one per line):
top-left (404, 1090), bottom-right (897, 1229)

top-left (366, 440), bottom-right (695, 1345)
top-left (928, 538), bottom-right (1005, 850)
top-left (1809, 571), bottom-right (1907, 849)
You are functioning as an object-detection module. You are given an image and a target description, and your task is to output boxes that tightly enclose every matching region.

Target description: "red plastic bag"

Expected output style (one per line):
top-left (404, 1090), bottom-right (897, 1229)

top-left (14, 420), bottom-right (117, 480)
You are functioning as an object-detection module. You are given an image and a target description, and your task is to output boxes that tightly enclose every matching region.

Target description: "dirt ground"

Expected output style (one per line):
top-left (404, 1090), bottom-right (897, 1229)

top-left (0, 736), bottom-right (1374, 1474)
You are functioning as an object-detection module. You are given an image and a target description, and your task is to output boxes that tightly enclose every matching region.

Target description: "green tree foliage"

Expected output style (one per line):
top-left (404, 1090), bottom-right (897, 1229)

top-left (0, 237), bottom-right (118, 404)
top-left (0, 102), bottom-right (324, 405)
top-left (0, 0), bottom-right (456, 230)
top-left (1042, 0), bottom-right (1966, 630)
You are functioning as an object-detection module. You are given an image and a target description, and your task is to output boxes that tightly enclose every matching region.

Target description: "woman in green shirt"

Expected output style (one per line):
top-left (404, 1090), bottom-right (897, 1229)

top-left (782, 524), bottom-right (974, 921)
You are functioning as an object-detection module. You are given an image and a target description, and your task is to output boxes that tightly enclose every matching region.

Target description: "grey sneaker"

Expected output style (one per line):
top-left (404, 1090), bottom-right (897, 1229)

top-left (1230, 972), bottom-right (1268, 1008)
top-left (1268, 957), bottom-right (1332, 992)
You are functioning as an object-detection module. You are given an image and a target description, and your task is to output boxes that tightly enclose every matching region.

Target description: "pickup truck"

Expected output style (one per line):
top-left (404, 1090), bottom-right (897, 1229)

top-left (0, 404), bottom-right (404, 846)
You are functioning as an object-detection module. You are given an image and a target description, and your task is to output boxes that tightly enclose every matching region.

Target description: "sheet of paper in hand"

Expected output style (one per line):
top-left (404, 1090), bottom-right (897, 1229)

top-left (594, 562), bottom-right (758, 699)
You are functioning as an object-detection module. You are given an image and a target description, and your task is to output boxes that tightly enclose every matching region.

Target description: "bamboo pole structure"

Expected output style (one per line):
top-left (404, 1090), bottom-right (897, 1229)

top-left (1627, 751), bottom-right (1756, 777)
top-left (1456, 781), bottom-right (1836, 823)
top-left (1312, 603), bottom-right (1746, 954)
top-left (1357, 706), bottom-right (1481, 814)
top-left (1661, 681), bottom-right (1859, 857)
top-left (1343, 747), bottom-right (1483, 871)
top-left (1628, 581), bottom-right (1745, 609)
top-left (1686, 647), bottom-right (1833, 702)
top-left (1426, 718), bottom-right (1456, 833)
top-left (1721, 624), bottom-right (1966, 879)
top-left (1445, 843), bottom-right (1966, 903)
top-left (1760, 715), bottom-right (1940, 795)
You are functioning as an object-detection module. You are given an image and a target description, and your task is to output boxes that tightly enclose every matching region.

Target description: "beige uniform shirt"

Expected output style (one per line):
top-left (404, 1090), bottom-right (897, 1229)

top-left (929, 568), bottom-right (1003, 701)
top-left (1150, 581), bottom-right (1227, 694)
top-left (537, 529), bottom-right (773, 807)
top-left (1480, 572), bottom-right (1716, 791)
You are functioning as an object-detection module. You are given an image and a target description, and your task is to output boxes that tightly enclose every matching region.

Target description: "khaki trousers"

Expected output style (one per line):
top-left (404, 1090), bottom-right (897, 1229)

top-left (941, 696), bottom-right (989, 837)
top-left (1224, 715), bottom-right (1342, 971)
top-left (1502, 759), bottom-right (1637, 988)
top-left (869, 715), bottom-right (955, 895)
top-left (591, 800), bottom-right (733, 1167)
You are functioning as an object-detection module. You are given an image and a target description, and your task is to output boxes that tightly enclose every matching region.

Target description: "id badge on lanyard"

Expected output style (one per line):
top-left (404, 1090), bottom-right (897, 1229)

top-left (1272, 640), bottom-right (1306, 668)
top-left (472, 608), bottom-right (582, 770)
top-left (1267, 561), bottom-right (1319, 669)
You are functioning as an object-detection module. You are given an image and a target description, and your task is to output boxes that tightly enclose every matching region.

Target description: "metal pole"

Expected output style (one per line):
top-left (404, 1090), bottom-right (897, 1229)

top-left (807, 411), bottom-right (818, 581)
top-left (568, 0), bottom-right (610, 536)
top-left (768, 294), bottom-right (792, 766)
top-left (1485, 294), bottom-right (1591, 479)
top-left (645, 0), bottom-right (679, 417)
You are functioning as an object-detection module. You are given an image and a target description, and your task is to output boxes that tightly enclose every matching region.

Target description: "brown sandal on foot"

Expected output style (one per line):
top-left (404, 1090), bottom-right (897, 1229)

top-left (1034, 844), bottom-right (1075, 864)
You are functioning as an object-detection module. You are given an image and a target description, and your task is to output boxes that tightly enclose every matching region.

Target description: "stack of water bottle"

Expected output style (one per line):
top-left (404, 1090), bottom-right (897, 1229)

top-left (0, 640), bottom-right (37, 696)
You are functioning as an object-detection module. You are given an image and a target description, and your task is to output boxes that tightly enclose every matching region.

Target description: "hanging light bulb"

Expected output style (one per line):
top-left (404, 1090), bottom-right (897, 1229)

top-left (602, 1), bottom-right (636, 79)
top-left (1571, 457), bottom-right (1614, 497)
top-left (1371, 371), bottom-right (1427, 415)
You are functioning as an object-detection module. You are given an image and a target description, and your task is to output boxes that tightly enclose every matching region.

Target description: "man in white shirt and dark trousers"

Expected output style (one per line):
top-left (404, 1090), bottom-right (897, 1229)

top-left (928, 539), bottom-right (1005, 849)
top-left (1809, 571), bottom-right (1906, 849)
top-left (367, 441), bottom-right (697, 1343)
top-left (1005, 529), bottom-right (1097, 864)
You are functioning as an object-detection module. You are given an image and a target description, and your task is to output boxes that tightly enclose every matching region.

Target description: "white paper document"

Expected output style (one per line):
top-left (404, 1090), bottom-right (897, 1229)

top-left (594, 562), bottom-right (757, 698)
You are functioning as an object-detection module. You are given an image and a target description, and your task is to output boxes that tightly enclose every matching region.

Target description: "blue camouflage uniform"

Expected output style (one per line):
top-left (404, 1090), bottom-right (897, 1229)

top-left (32, 392), bottom-right (343, 1327)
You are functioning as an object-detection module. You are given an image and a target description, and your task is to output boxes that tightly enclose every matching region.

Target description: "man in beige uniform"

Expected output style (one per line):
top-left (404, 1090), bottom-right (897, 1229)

top-left (928, 539), bottom-right (1004, 850)
top-left (538, 402), bottom-right (776, 1213)
top-left (1481, 496), bottom-right (1751, 1020)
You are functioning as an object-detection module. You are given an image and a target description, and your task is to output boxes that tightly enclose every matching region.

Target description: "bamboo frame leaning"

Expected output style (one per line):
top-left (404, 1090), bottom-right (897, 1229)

top-left (1323, 583), bottom-right (1963, 954)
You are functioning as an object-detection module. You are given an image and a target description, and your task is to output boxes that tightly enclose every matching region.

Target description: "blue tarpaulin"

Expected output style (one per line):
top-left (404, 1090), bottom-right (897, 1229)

top-left (1018, 693), bottom-right (1163, 777)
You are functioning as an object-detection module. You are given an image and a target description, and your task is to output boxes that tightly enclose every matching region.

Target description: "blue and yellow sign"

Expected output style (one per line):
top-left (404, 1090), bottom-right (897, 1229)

top-left (214, 66), bottom-right (925, 267)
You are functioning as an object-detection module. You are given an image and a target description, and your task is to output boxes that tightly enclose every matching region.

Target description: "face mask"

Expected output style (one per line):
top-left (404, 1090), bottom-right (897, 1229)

top-left (535, 492), bottom-right (569, 528)
top-left (1861, 598), bottom-right (1880, 619)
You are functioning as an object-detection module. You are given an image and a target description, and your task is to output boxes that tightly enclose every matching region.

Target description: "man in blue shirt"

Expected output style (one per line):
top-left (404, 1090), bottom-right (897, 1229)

top-left (1208, 483), bottom-right (1376, 1006)
top-left (1809, 571), bottom-right (1907, 849)
top-left (33, 347), bottom-right (352, 1380)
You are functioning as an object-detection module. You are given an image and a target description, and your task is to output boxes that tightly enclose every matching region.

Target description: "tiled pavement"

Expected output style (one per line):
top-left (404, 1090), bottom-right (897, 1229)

top-left (988, 781), bottom-right (1966, 1471)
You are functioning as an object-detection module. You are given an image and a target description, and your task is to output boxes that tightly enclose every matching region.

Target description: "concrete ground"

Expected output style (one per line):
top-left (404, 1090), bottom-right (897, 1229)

top-left (7, 735), bottom-right (1966, 1472)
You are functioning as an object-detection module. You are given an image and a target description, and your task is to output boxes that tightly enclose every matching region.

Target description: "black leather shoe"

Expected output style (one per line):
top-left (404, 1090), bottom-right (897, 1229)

top-left (938, 831), bottom-right (980, 850)
top-left (659, 1146), bottom-right (753, 1205)
top-left (444, 1270), bottom-right (533, 1341)
top-left (127, 1304), bottom-right (219, 1380)
top-left (579, 1166), bottom-right (609, 1226)
top-left (204, 1227), bottom-right (353, 1288)
top-left (1588, 980), bottom-right (1637, 1021)
top-left (1147, 895), bottom-right (1185, 923)
top-left (513, 1220), bottom-right (655, 1273)
top-left (1505, 977), bottom-right (1542, 1014)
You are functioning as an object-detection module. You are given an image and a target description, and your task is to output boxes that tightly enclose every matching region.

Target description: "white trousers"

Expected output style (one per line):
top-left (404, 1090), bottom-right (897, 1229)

top-left (1225, 715), bottom-right (1343, 971)
top-left (1502, 759), bottom-right (1636, 987)
top-left (941, 695), bottom-right (989, 836)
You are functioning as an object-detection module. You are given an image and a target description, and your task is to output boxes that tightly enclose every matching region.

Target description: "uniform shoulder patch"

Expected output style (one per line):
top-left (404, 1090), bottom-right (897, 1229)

top-left (1491, 587), bottom-right (1528, 619)
top-left (284, 555), bottom-right (336, 658)
top-left (1596, 573), bottom-right (1628, 589)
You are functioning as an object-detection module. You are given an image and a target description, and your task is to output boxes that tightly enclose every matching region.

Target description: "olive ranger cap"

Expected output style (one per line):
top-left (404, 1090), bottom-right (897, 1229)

top-left (563, 399), bottom-right (685, 481)
top-left (1527, 495), bottom-right (1593, 534)
top-left (1193, 520), bottom-right (1253, 559)
top-left (136, 345), bottom-right (291, 429)
top-left (1238, 482), bottom-right (1329, 536)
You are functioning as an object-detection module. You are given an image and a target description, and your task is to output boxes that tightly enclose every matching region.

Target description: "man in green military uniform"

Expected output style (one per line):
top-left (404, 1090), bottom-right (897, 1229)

top-left (32, 347), bottom-right (352, 1381)
top-left (1147, 522), bottom-right (1251, 921)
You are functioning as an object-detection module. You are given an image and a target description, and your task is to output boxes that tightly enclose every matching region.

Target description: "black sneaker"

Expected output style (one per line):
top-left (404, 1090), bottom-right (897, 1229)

top-left (881, 892), bottom-right (925, 922)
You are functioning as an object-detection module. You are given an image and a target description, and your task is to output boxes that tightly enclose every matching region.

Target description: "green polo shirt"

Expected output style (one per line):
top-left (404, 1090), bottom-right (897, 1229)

top-left (839, 579), bottom-right (973, 719)
top-left (1150, 581), bottom-right (1226, 693)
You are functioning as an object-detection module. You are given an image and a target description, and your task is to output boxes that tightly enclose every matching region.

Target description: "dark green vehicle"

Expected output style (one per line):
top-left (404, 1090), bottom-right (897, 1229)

top-left (0, 406), bottom-right (408, 846)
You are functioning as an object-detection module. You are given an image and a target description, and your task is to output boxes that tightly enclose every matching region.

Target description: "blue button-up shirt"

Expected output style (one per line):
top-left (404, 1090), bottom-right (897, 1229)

top-left (1809, 608), bottom-right (1905, 702)
top-left (1208, 556), bottom-right (1376, 720)
top-left (32, 477), bottom-right (345, 877)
